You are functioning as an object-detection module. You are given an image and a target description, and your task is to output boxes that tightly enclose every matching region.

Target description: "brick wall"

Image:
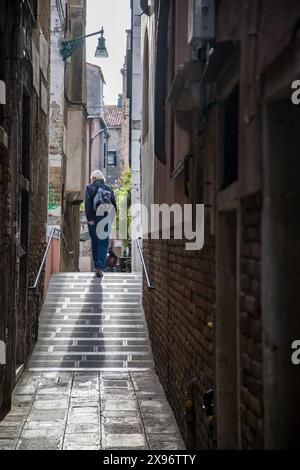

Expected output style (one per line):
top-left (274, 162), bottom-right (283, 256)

top-left (143, 217), bottom-right (216, 449)
top-left (0, 0), bottom-right (50, 413)
top-left (143, 197), bottom-right (264, 449)
top-left (25, 0), bottom-right (51, 358)
top-left (0, 144), bottom-right (11, 411)
top-left (240, 193), bottom-right (263, 449)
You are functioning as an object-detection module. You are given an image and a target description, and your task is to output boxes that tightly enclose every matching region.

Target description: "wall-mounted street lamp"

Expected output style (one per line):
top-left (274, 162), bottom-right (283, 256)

top-left (60, 27), bottom-right (109, 61)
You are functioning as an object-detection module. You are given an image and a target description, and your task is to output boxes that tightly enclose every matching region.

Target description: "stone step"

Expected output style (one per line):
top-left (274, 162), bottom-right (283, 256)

top-left (52, 272), bottom-right (142, 281)
top-left (40, 313), bottom-right (144, 319)
top-left (30, 352), bottom-right (152, 359)
top-left (39, 332), bottom-right (148, 339)
top-left (41, 307), bottom-right (143, 314)
top-left (39, 323), bottom-right (146, 330)
top-left (46, 294), bottom-right (142, 300)
top-left (34, 345), bottom-right (150, 352)
top-left (28, 361), bottom-right (152, 368)
top-left (39, 322), bottom-right (146, 328)
top-left (29, 272), bottom-right (152, 372)
top-left (46, 288), bottom-right (141, 293)
top-left (28, 366), bottom-right (151, 372)
top-left (43, 301), bottom-right (142, 306)
top-left (39, 317), bottom-right (145, 323)
top-left (37, 337), bottom-right (150, 344)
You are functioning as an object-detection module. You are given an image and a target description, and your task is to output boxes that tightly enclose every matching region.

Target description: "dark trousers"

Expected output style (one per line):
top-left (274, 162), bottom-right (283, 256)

top-left (88, 218), bottom-right (110, 270)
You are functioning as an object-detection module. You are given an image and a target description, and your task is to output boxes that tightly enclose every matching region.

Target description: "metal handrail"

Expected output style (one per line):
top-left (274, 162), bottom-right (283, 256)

top-left (136, 237), bottom-right (155, 290)
top-left (29, 227), bottom-right (76, 292)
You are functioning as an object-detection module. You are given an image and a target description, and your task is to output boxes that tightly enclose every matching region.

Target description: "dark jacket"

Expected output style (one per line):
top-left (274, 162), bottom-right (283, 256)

top-left (85, 180), bottom-right (117, 222)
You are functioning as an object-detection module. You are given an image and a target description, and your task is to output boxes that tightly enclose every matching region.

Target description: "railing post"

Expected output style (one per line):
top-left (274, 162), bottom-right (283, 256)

top-left (136, 237), bottom-right (155, 290)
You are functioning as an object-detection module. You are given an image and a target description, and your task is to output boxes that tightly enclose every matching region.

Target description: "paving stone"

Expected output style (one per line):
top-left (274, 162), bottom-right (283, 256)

top-left (71, 388), bottom-right (99, 398)
top-left (12, 395), bottom-right (35, 405)
top-left (21, 424), bottom-right (64, 439)
top-left (16, 373), bottom-right (43, 384)
top-left (67, 412), bottom-right (99, 425)
top-left (70, 397), bottom-right (100, 407)
top-left (102, 400), bottom-right (138, 412)
top-left (65, 422), bottom-right (100, 434)
top-left (139, 399), bottom-right (167, 413)
top-left (132, 380), bottom-right (162, 393)
top-left (69, 406), bottom-right (99, 414)
top-left (63, 433), bottom-right (100, 450)
top-left (103, 421), bottom-right (143, 435)
top-left (101, 373), bottom-right (131, 380)
top-left (17, 437), bottom-right (62, 450)
top-left (38, 376), bottom-right (72, 387)
top-left (101, 410), bottom-right (141, 419)
top-left (0, 426), bottom-right (22, 439)
top-left (100, 390), bottom-right (135, 400)
top-left (143, 413), bottom-right (179, 434)
top-left (103, 433), bottom-right (147, 450)
top-left (73, 377), bottom-right (99, 386)
top-left (13, 384), bottom-right (36, 395)
top-left (9, 404), bottom-right (31, 416)
top-left (42, 372), bottom-right (73, 380)
top-left (33, 398), bottom-right (69, 410)
top-left (27, 409), bottom-right (67, 422)
top-left (23, 421), bottom-right (65, 436)
top-left (0, 438), bottom-right (18, 450)
top-left (74, 374), bottom-right (99, 384)
top-left (101, 380), bottom-right (131, 389)
top-left (36, 384), bottom-right (71, 396)
top-left (148, 434), bottom-right (185, 450)
top-left (72, 382), bottom-right (99, 390)
top-left (0, 415), bottom-right (27, 427)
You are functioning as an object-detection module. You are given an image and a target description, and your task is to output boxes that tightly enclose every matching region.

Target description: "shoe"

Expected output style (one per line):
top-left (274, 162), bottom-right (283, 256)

top-left (96, 269), bottom-right (103, 278)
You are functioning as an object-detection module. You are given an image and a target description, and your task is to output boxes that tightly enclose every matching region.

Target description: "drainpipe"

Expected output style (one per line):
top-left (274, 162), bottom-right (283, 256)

top-left (185, 377), bottom-right (197, 450)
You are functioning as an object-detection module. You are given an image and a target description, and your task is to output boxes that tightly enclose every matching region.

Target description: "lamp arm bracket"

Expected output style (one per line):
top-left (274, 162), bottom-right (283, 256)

top-left (61, 30), bottom-right (103, 61)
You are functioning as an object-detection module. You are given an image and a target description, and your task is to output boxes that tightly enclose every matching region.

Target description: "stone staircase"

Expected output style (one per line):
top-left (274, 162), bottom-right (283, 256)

top-left (28, 273), bottom-right (153, 371)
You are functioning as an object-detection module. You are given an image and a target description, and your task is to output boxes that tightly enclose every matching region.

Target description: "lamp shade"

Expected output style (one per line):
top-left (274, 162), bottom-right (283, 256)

top-left (95, 28), bottom-right (108, 58)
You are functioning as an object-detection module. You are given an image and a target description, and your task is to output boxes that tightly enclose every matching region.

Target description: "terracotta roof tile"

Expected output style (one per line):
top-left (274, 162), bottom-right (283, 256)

top-left (104, 105), bottom-right (122, 127)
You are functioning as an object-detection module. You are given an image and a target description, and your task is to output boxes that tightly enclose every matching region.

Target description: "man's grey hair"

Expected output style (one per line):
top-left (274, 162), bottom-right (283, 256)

top-left (91, 170), bottom-right (105, 183)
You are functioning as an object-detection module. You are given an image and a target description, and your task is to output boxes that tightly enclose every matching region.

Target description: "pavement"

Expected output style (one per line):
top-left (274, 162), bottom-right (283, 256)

top-left (0, 273), bottom-right (185, 451)
top-left (0, 371), bottom-right (185, 450)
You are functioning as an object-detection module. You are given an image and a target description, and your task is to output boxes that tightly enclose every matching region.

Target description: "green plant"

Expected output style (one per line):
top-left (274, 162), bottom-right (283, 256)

top-left (113, 168), bottom-right (132, 242)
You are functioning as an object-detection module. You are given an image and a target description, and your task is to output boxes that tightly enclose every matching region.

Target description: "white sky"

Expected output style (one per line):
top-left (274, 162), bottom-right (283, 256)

top-left (86, 0), bottom-right (131, 105)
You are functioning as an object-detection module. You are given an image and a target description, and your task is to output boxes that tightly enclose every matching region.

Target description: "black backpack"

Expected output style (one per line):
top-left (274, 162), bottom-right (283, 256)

top-left (92, 185), bottom-right (112, 213)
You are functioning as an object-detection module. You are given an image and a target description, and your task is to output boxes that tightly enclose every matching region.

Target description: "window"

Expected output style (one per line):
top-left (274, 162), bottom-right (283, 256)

top-left (222, 84), bottom-right (239, 189)
top-left (108, 151), bottom-right (117, 166)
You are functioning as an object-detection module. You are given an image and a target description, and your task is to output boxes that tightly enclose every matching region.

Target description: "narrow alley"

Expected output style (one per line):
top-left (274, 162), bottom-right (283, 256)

top-left (0, 273), bottom-right (184, 450)
top-left (1, 0), bottom-right (300, 455)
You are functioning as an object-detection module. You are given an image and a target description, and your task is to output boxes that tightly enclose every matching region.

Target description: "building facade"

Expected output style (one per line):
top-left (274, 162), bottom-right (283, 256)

top-left (104, 105), bottom-right (123, 186)
top-left (0, 0), bottom-right (50, 416)
top-left (129, 0), bottom-right (142, 272)
top-left (120, 32), bottom-right (131, 182)
top-left (48, 0), bottom-right (88, 274)
top-left (140, 0), bottom-right (300, 450)
top-left (86, 62), bottom-right (107, 181)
